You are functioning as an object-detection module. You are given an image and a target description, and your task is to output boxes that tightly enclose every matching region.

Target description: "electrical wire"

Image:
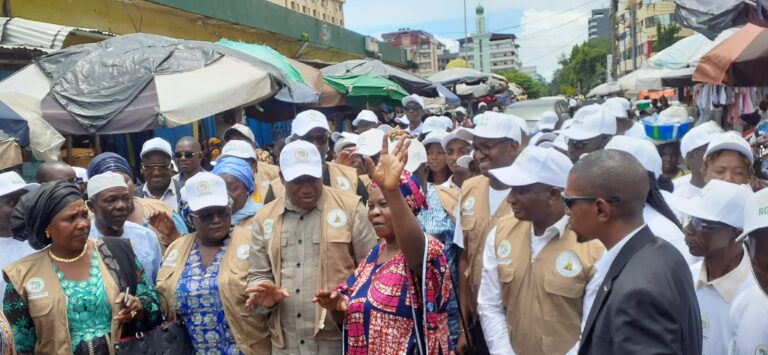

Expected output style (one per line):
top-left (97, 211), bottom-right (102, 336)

top-left (491, 0), bottom-right (608, 32)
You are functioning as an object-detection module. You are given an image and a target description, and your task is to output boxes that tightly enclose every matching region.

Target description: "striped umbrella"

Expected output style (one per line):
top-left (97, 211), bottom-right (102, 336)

top-left (693, 24), bottom-right (768, 86)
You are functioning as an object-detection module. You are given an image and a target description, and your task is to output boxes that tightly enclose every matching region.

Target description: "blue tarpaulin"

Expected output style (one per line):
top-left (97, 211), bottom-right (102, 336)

top-left (0, 100), bottom-right (30, 147)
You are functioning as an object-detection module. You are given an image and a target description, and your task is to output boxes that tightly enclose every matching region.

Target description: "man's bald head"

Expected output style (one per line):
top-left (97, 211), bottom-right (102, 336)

top-left (568, 149), bottom-right (648, 218)
top-left (176, 136), bottom-right (201, 151)
top-left (36, 161), bottom-right (76, 183)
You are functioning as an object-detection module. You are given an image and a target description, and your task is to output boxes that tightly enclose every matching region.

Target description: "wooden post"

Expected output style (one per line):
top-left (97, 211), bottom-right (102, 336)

top-left (66, 135), bottom-right (73, 164)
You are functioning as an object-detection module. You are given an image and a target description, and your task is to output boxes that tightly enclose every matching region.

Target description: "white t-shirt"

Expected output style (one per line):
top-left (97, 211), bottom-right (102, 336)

top-left (690, 252), bottom-right (756, 355)
top-left (643, 203), bottom-right (696, 265)
top-left (0, 237), bottom-right (36, 304)
top-left (727, 286), bottom-right (768, 355)
top-left (623, 122), bottom-right (647, 139)
top-left (489, 186), bottom-right (511, 216)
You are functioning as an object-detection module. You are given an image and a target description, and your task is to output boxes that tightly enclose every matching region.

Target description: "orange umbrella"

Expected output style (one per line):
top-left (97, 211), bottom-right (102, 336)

top-left (288, 59), bottom-right (346, 107)
top-left (638, 89), bottom-right (677, 100)
top-left (693, 24), bottom-right (768, 86)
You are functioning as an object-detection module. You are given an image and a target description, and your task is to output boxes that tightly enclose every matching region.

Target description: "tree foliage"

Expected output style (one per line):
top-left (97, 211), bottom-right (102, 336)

top-left (499, 70), bottom-right (550, 99)
top-left (652, 24), bottom-right (683, 53)
top-left (550, 39), bottom-right (611, 96)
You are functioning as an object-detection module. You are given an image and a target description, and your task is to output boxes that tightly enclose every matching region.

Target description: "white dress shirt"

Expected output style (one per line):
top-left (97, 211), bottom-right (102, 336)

top-left (477, 216), bottom-right (570, 355)
top-left (643, 203), bottom-right (697, 265)
top-left (141, 181), bottom-right (178, 212)
top-left (0, 237), bottom-right (36, 304)
top-left (727, 286), bottom-right (768, 355)
top-left (451, 187), bottom-right (511, 251)
top-left (691, 251), bottom-right (756, 355)
top-left (406, 124), bottom-right (422, 136)
top-left (89, 220), bottom-right (164, 282)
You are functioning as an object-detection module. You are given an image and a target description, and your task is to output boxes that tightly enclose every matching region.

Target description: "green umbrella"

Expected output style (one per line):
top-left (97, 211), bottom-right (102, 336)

top-left (218, 39), bottom-right (306, 84)
top-left (323, 74), bottom-right (409, 107)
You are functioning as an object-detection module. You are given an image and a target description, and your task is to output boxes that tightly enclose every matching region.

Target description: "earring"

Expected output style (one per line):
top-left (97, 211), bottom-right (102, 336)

top-left (45, 229), bottom-right (51, 239)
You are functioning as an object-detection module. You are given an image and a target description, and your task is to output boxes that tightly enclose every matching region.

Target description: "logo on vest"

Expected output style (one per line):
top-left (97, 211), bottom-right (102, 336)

top-left (555, 251), bottom-right (582, 277)
top-left (701, 316), bottom-right (709, 333)
top-left (462, 197), bottom-right (476, 216)
top-left (163, 249), bottom-right (179, 268)
top-left (496, 240), bottom-right (512, 259)
top-left (26, 277), bottom-right (48, 300)
top-left (756, 345), bottom-right (768, 355)
top-left (260, 180), bottom-right (271, 188)
top-left (327, 209), bottom-right (348, 228)
top-left (336, 176), bottom-right (351, 191)
top-left (263, 219), bottom-right (275, 240)
top-left (236, 245), bottom-right (250, 260)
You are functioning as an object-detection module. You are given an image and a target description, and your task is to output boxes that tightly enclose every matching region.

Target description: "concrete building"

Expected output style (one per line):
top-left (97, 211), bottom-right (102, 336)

top-left (382, 29), bottom-right (445, 76)
top-left (438, 49), bottom-right (459, 71)
top-left (456, 5), bottom-right (520, 74)
top-left (614, 0), bottom-right (693, 75)
top-left (266, 0), bottom-right (346, 27)
top-left (521, 66), bottom-right (545, 82)
top-left (589, 8), bottom-right (612, 40)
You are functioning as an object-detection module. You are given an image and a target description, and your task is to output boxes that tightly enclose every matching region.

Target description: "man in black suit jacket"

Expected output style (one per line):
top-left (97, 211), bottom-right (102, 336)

top-left (564, 150), bottom-right (702, 355)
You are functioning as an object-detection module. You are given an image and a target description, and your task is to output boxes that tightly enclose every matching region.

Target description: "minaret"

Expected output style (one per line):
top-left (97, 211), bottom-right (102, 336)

top-left (472, 4), bottom-right (491, 73)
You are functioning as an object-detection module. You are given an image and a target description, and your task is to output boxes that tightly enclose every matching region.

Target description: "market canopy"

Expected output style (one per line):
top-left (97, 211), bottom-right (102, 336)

top-left (323, 74), bottom-right (408, 107)
top-left (321, 59), bottom-right (438, 97)
top-left (618, 67), bottom-right (673, 97)
top-left (428, 68), bottom-right (490, 86)
top-left (0, 100), bottom-right (30, 147)
top-left (674, 0), bottom-right (768, 40)
top-left (693, 23), bottom-right (768, 86)
top-left (648, 28), bottom-right (739, 69)
top-left (587, 81), bottom-right (622, 98)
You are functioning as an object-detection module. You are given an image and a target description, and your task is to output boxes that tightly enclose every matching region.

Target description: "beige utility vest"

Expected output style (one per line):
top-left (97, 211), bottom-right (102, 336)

top-left (269, 162), bottom-right (359, 199)
top-left (156, 224), bottom-right (271, 355)
top-left (3, 239), bottom-right (122, 355)
top-left (253, 162), bottom-right (280, 204)
top-left (254, 187), bottom-right (360, 349)
top-left (460, 175), bottom-right (512, 315)
top-left (494, 215), bottom-right (604, 355)
top-left (435, 185), bottom-right (459, 224)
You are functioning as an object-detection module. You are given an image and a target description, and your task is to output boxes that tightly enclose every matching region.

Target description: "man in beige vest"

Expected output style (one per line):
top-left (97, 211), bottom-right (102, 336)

top-left (245, 140), bottom-right (377, 355)
top-left (452, 112), bottom-right (522, 352)
top-left (478, 146), bottom-right (604, 355)
top-left (264, 110), bottom-right (368, 204)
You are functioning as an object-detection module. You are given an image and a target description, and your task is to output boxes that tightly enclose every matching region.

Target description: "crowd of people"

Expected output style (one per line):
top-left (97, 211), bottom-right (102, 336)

top-left (0, 92), bottom-right (766, 355)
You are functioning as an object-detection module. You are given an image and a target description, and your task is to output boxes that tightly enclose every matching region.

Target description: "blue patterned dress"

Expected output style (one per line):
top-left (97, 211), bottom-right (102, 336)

top-left (175, 237), bottom-right (242, 354)
top-left (416, 183), bottom-right (461, 346)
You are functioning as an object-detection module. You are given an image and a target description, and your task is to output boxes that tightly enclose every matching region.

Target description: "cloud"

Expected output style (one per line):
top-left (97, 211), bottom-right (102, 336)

top-left (434, 36), bottom-right (460, 52)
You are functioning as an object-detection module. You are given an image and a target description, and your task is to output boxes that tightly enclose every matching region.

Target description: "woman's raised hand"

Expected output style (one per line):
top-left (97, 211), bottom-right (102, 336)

top-left (363, 137), bottom-right (410, 191)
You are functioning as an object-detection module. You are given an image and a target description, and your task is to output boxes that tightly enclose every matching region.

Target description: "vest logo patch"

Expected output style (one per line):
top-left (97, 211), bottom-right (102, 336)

top-left (327, 209), bottom-right (348, 228)
top-left (260, 180), bottom-right (271, 188)
top-left (237, 245), bottom-right (250, 260)
top-left (701, 316), bottom-right (709, 333)
top-left (25, 277), bottom-right (45, 294)
top-left (336, 176), bottom-right (351, 191)
top-left (756, 345), bottom-right (768, 355)
top-left (163, 250), bottom-right (179, 268)
top-left (462, 197), bottom-right (476, 215)
top-left (555, 251), bottom-right (582, 277)
top-left (263, 219), bottom-right (275, 240)
top-left (496, 240), bottom-right (512, 259)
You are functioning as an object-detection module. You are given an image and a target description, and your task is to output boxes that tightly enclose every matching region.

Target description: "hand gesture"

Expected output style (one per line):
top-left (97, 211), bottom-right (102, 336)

top-left (312, 291), bottom-right (348, 312)
top-left (363, 137), bottom-right (410, 191)
top-left (148, 211), bottom-right (180, 241)
top-left (335, 149), bottom-right (354, 167)
top-left (245, 283), bottom-right (289, 308)
top-left (114, 293), bottom-right (144, 323)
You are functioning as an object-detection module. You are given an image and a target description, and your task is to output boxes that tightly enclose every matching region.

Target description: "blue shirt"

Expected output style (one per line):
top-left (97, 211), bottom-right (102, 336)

top-left (89, 220), bottom-right (163, 282)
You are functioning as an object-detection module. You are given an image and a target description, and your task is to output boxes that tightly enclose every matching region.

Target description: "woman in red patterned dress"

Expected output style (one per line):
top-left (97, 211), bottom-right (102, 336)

top-left (314, 138), bottom-right (453, 355)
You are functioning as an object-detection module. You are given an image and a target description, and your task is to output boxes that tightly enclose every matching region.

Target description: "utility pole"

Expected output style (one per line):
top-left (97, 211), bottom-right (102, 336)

top-left (463, 0), bottom-right (468, 60)
top-left (630, 0), bottom-right (638, 71)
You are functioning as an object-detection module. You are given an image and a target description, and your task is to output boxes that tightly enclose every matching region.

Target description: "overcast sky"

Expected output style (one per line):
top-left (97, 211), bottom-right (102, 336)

top-left (344, 0), bottom-right (610, 81)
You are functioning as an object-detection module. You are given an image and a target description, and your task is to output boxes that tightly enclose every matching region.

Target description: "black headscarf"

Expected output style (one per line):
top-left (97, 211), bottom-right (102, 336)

top-left (11, 181), bottom-right (83, 250)
top-left (646, 171), bottom-right (683, 230)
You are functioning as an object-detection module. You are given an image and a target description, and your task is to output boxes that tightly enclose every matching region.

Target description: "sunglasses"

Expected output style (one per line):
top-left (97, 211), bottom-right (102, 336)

top-left (566, 136), bottom-right (605, 150)
top-left (174, 152), bottom-right (202, 159)
top-left (190, 207), bottom-right (232, 223)
top-left (141, 163), bottom-right (172, 172)
top-left (560, 193), bottom-right (621, 209)
top-left (66, 177), bottom-right (84, 185)
top-left (301, 133), bottom-right (331, 145)
top-left (688, 217), bottom-right (736, 231)
top-left (404, 107), bottom-right (421, 113)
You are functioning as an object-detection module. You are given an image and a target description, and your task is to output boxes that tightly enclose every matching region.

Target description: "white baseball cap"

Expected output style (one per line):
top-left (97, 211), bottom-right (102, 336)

top-left (421, 116), bottom-right (451, 134)
top-left (378, 124), bottom-right (393, 133)
top-left (606, 97), bottom-right (631, 112)
top-left (140, 137), bottom-right (173, 159)
top-left (680, 121), bottom-right (723, 157)
top-left (402, 94), bottom-right (425, 109)
top-left (224, 123), bottom-right (256, 144)
top-left (395, 116), bottom-right (410, 126)
top-left (456, 112), bottom-right (522, 143)
top-left (603, 100), bottom-right (628, 119)
top-left (546, 133), bottom-right (568, 151)
top-left (440, 130), bottom-right (472, 151)
top-left (292, 110), bottom-right (330, 137)
top-left (279, 140), bottom-right (323, 182)
top-left (536, 111), bottom-right (559, 131)
top-left (403, 139), bottom-right (427, 173)
top-left (333, 133), bottom-right (359, 154)
top-left (87, 172), bottom-right (128, 198)
top-left (353, 110), bottom-right (379, 127)
top-left (0, 172), bottom-right (39, 197)
top-left (489, 146), bottom-right (572, 188)
top-left (422, 130), bottom-right (450, 147)
top-left (564, 104), bottom-right (617, 141)
top-left (214, 140), bottom-right (256, 164)
top-left (530, 132), bottom-right (558, 147)
top-left (355, 128), bottom-right (386, 157)
top-left (455, 107), bottom-right (467, 115)
top-left (478, 102), bottom-right (488, 108)
top-left (605, 135), bottom-right (663, 178)
top-left (668, 179), bottom-right (753, 228)
top-left (704, 131), bottom-right (754, 164)
top-left (181, 172), bottom-right (229, 212)
top-left (457, 153), bottom-right (474, 169)
top-left (508, 114), bottom-right (530, 136)
top-left (331, 131), bottom-right (357, 143)
top-left (737, 187), bottom-right (768, 241)
top-left (73, 167), bottom-right (88, 182)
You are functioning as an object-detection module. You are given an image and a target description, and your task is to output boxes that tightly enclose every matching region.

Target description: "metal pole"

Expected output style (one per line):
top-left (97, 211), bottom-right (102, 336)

top-left (463, 0), bottom-right (468, 60)
top-left (631, 0), bottom-right (637, 71)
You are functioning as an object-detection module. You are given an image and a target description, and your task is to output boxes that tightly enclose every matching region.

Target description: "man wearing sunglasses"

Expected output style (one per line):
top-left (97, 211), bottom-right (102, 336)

top-left (568, 150), bottom-right (701, 355)
top-left (451, 111), bottom-right (522, 353)
top-left (135, 137), bottom-right (183, 214)
top-left (668, 180), bottom-right (755, 355)
top-left (402, 94), bottom-right (426, 136)
top-left (478, 147), bottom-right (604, 354)
top-left (173, 136), bottom-right (205, 186)
top-left (264, 110), bottom-right (367, 205)
top-left (562, 104), bottom-right (616, 163)
top-left (727, 188), bottom-right (768, 354)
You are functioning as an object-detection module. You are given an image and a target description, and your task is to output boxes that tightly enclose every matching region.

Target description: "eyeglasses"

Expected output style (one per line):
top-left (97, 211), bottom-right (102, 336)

top-left (567, 136), bottom-right (605, 151)
top-left (404, 107), bottom-right (421, 113)
top-left (66, 177), bottom-right (84, 185)
top-left (301, 133), bottom-right (330, 145)
top-left (190, 207), bottom-right (232, 223)
top-left (688, 217), bottom-right (735, 231)
top-left (560, 193), bottom-right (621, 209)
top-left (472, 140), bottom-right (508, 156)
top-left (141, 163), bottom-right (172, 172)
top-left (174, 152), bottom-right (202, 159)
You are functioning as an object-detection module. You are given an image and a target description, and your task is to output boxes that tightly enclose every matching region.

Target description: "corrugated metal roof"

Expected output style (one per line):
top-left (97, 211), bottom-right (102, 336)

top-left (0, 17), bottom-right (112, 51)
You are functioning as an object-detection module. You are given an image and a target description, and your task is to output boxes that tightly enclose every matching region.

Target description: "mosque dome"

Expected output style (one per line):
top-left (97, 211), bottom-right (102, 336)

top-left (476, 4), bottom-right (484, 15)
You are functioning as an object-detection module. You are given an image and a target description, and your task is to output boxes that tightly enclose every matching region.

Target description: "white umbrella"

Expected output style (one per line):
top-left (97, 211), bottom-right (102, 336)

top-left (618, 67), bottom-right (673, 97)
top-left (587, 81), bottom-right (622, 98)
top-left (648, 28), bottom-right (740, 69)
